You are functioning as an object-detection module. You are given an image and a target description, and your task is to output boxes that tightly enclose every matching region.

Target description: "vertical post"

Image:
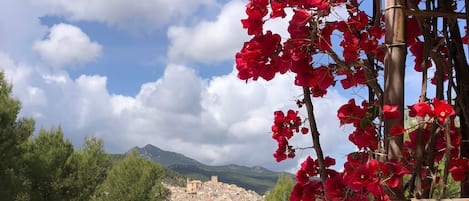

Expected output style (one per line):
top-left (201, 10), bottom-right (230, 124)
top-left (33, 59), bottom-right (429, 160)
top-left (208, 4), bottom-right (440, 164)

top-left (462, 0), bottom-right (469, 197)
top-left (384, 0), bottom-right (406, 199)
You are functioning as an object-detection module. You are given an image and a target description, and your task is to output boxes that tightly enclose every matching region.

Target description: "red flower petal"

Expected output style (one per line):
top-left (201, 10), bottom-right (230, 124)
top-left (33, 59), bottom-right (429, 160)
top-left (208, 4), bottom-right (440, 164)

top-left (383, 104), bottom-right (401, 119)
top-left (390, 125), bottom-right (405, 136)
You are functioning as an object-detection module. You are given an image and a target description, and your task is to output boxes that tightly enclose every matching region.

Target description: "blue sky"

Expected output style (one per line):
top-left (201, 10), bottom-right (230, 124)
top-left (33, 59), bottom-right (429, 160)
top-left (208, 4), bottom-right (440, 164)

top-left (38, 13), bottom-right (233, 96)
top-left (0, 0), bottom-right (436, 172)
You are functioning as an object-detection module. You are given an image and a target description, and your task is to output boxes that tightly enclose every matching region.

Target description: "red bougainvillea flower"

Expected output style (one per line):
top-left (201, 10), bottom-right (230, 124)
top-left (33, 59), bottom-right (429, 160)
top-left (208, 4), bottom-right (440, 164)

top-left (318, 22), bottom-right (335, 51)
top-left (309, 0), bottom-right (330, 10)
top-left (291, 155), bottom-right (339, 201)
top-left (235, 31), bottom-right (282, 81)
top-left (406, 16), bottom-right (422, 45)
top-left (449, 158), bottom-right (469, 181)
top-left (288, 9), bottom-right (311, 39)
top-left (271, 109), bottom-right (303, 162)
top-left (383, 104), bottom-right (401, 119)
top-left (359, 32), bottom-right (379, 54)
top-left (410, 101), bottom-right (432, 118)
top-left (290, 183), bottom-right (305, 201)
top-left (292, 58), bottom-right (314, 86)
top-left (380, 161), bottom-right (410, 188)
top-left (337, 99), bottom-right (366, 126)
top-left (310, 85), bottom-right (327, 97)
top-left (296, 169), bottom-right (310, 185)
top-left (283, 39), bottom-right (311, 62)
top-left (325, 173), bottom-right (347, 201)
top-left (300, 156), bottom-right (318, 177)
top-left (324, 156), bottom-right (336, 167)
top-left (313, 66), bottom-right (335, 91)
top-left (270, 1), bottom-right (287, 18)
top-left (369, 25), bottom-right (385, 39)
top-left (390, 125), bottom-right (406, 136)
top-left (409, 41), bottom-right (432, 72)
top-left (349, 11), bottom-right (368, 30)
top-left (346, 159), bottom-right (380, 192)
top-left (344, 152), bottom-right (369, 171)
top-left (339, 66), bottom-right (367, 89)
top-left (273, 110), bottom-right (285, 124)
top-left (340, 31), bottom-right (359, 63)
top-left (290, 181), bottom-right (323, 201)
top-left (407, 105), bottom-right (417, 117)
top-left (432, 98), bottom-right (455, 123)
top-left (301, 180), bottom-right (323, 201)
top-left (348, 125), bottom-right (378, 150)
top-left (273, 136), bottom-right (288, 162)
top-left (409, 41), bottom-right (424, 71)
top-left (241, 1), bottom-right (268, 36)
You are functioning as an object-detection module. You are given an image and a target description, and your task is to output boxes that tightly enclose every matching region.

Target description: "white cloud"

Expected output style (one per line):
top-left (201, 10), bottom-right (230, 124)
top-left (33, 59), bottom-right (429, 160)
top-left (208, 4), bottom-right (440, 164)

top-left (1, 51), bottom-right (353, 171)
top-left (166, 0), bottom-right (295, 64)
top-left (137, 64), bottom-right (204, 114)
top-left (33, 23), bottom-right (102, 68)
top-left (167, 0), bottom-right (248, 63)
top-left (166, 0), bottom-right (297, 64)
top-left (27, 0), bottom-right (216, 32)
top-left (0, 1), bottom-right (48, 61)
top-left (42, 74), bottom-right (67, 84)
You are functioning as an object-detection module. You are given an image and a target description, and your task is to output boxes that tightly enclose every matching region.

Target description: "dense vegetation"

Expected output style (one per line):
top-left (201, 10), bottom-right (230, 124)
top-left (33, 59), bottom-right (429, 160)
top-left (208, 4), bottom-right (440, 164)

top-left (264, 174), bottom-right (294, 201)
top-left (0, 72), bottom-right (170, 201)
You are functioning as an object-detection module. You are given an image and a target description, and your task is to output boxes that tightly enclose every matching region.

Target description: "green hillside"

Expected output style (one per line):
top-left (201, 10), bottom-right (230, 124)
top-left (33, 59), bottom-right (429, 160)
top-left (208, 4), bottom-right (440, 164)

top-left (134, 144), bottom-right (289, 194)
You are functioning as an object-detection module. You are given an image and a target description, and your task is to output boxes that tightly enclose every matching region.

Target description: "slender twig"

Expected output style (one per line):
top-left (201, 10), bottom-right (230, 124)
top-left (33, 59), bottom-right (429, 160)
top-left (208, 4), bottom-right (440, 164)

top-left (302, 87), bottom-right (327, 193)
top-left (439, 121), bottom-right (452, 199)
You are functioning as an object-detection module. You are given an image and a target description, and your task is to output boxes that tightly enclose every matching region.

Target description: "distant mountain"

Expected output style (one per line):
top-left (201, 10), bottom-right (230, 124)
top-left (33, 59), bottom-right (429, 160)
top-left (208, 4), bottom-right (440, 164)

top-left (133, 144), bottom-right (204, 167)
top-left (132, 144), bottom-right (289, 194)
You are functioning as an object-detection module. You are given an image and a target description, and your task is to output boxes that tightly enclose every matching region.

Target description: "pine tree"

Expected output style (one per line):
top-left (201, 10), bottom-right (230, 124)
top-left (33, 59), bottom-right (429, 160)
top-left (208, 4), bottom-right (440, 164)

top-left (92, 153), bottom-right (170, 201)
top-left (23, 127), bottom-right (74, 201)
top-left (62, 136), bottom-right (111, 201)
top-left (0, 71), bottom-right (35, 200)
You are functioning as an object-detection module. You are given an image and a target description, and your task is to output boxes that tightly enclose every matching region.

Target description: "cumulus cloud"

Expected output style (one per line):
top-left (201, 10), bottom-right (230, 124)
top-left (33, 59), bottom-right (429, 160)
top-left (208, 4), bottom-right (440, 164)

top-left (0, 52), bottom-right (48, 118)
top-left (26, 0), bottom-right (216, 31)
top-left (137, 65), bottom-right (204, 114)
top-left (167, 1), bottom-right (248, 63)
top-left (33, 23), bottom-right (102, 68)
top-left (167, 0), bottom-right (294, 64)
top-left (1, 51), bottom-right (353, 171)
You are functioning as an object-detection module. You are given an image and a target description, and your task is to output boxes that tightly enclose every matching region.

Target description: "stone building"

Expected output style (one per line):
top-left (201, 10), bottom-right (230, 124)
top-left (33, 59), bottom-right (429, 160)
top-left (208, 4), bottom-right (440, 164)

top-left (186, 178), bottom-right (203, 194)
top-left (167, 175), bottom-right (263, 201)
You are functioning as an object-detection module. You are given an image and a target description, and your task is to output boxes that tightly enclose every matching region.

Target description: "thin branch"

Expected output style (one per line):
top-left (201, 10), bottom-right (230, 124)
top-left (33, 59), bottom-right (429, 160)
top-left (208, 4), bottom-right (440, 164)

top-left (302, 87), bottom-right (327, 189)
top-left (438, 122), bottom-right (452, 199)
top-left (326, 50), bottom-right (383, 103)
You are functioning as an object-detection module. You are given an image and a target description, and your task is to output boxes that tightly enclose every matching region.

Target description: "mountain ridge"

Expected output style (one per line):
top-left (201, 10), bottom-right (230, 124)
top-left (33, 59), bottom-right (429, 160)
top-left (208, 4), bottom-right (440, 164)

top-left (132, 144), bottom-right (204, 167)
top-left (132, 144), bottom-right (289, 194)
